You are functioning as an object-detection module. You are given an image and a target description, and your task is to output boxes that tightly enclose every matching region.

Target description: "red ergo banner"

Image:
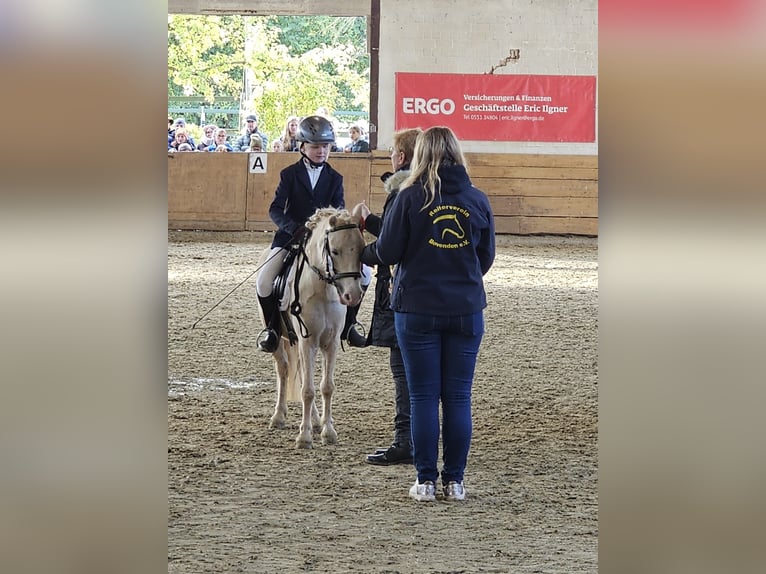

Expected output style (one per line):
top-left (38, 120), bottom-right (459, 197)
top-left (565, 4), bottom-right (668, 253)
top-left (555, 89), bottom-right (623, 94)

top-left (395, 72), bottom-right (596, 142)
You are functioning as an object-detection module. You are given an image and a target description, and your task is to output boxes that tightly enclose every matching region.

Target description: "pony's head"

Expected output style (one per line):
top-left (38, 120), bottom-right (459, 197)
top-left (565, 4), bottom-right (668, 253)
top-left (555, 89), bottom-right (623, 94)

top-left (306, 208), bottom-right (365, 306)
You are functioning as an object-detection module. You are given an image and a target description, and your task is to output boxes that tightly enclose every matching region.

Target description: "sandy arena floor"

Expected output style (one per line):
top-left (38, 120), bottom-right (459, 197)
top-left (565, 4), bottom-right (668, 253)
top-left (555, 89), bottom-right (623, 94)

top-left (168, 231), bottom-right (598, 573)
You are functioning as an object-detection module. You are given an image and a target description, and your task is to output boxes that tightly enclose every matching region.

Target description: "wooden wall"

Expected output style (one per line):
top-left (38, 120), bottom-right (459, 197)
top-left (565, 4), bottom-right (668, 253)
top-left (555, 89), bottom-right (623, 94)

top-left (169, 151), bottom-right (598, 235)
top-left (167, 152), bottom-right (248, 231)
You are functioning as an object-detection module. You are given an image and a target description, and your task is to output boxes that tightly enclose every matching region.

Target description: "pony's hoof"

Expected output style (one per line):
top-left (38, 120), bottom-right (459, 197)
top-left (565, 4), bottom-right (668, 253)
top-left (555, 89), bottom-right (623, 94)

top-left (295, 437), bottom-right (313, 449)
top-left (268, 417), bottom-right (286, 430)
top-left (321, 430), bottom-right (338, 445)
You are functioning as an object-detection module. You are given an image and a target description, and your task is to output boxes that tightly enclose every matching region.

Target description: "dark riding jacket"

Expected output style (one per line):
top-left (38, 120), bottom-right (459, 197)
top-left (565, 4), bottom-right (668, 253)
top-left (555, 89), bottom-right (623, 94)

top-left (269, 158), bottom-right (345, 249)
top-left (361, 164), bottom-right (495, 316)
top-left (362, 168), bottom-right (409, 347)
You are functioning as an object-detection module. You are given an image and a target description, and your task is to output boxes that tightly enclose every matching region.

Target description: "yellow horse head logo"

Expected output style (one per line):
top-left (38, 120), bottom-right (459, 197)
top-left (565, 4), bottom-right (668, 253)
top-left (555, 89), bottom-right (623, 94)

top-left (433, 213), bottom-right (466, 240)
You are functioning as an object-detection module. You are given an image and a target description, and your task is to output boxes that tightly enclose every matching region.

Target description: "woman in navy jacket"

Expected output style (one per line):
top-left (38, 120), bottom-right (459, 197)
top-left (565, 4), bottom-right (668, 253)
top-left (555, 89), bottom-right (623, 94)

top-left (255, 115), bottom-right (345, 353)
top-left (361, 126), bottom-right (495, 502)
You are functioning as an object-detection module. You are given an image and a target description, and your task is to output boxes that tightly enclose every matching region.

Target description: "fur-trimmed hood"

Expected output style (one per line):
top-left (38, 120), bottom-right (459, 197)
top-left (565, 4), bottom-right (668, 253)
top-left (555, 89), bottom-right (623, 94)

top-left (383, 169), bottom-right (410, 195)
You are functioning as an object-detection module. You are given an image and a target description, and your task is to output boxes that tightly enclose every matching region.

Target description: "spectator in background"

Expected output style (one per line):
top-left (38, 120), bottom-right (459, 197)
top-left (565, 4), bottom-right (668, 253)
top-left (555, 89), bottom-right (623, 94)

top-left (279, 116), bottom-right (300, 151)
top-left (249, 134), bottom-right (264, 152)
top-left (177, 143), bottom-right (195, 152)
top-left (168, 117), bottom-right (190, 148)
top-left (168, 128), bottom-right (195, 152)
top-left (196, 124), bottom-right (218, 151)
top-left (168, 117), bottom-right (174, 137)
top-left (207, 128), bottom-right (232, 152)
top-left (236, 113), bottom-right (268, 151)
top-left (271, 139), bottom-right (285, 152)
top-left (344, 124), bottom-right (370, 153)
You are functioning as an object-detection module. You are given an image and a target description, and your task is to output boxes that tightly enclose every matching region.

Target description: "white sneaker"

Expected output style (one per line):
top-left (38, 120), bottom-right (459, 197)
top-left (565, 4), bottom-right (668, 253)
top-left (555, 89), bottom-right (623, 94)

top-left (443, 481), bottom-right (466, 501)
top-left (409, 480), bottom-right (436, 502)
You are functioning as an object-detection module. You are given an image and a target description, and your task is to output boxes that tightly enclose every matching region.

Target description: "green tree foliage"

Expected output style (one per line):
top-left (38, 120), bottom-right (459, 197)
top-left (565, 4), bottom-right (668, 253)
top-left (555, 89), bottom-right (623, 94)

top-left (267, 15), bottom-right (368, 76)
top-left (167, 15), bottom-right (369, 142)
top-left (167, 15), bottom-right (246, 100)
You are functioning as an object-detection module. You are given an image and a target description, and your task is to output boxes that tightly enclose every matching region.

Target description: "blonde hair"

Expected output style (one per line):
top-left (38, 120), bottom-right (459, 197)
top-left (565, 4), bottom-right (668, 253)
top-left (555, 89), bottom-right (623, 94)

top-left (280, 116), bottom-right (300, 149)
top-left (391, 128), bottom-right (422, 164)
top-left (401, 126), bottom-right (467, 211)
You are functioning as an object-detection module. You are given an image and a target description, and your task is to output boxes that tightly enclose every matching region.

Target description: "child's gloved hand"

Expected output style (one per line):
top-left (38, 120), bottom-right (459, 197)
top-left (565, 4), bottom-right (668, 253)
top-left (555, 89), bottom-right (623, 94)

top-left (291, 224), bottom-right (309, 241)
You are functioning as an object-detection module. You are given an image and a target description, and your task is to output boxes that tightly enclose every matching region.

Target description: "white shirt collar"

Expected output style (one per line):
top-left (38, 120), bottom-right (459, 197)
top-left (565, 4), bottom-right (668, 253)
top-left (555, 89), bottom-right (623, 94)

top-left (303, 158), bottom-right (324, 189)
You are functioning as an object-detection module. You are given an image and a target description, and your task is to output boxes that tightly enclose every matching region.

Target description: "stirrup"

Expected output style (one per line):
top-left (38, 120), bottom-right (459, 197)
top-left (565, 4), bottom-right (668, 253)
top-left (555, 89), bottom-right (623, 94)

top-left (344, 323), bottom-right (368, 348)
top-left (257, 328), bottom-right (279, 353)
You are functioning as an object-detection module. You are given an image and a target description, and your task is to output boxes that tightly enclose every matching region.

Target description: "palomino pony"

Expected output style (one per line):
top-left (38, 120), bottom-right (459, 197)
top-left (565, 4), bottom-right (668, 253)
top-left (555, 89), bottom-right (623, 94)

top-left (256, 207), bottom-right (365, 449)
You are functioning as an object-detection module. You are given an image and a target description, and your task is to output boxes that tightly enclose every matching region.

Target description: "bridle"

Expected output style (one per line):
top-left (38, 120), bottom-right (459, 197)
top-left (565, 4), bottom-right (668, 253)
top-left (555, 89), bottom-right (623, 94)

top-left (288, 222), bottom-right (363, 338)
top-left (306, 223), bottom-right (363, 286)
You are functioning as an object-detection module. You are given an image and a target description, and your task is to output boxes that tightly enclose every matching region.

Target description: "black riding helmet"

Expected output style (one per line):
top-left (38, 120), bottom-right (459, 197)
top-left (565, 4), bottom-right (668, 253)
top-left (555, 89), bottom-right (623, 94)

top-left (296, 115), bottom-right (336, 144)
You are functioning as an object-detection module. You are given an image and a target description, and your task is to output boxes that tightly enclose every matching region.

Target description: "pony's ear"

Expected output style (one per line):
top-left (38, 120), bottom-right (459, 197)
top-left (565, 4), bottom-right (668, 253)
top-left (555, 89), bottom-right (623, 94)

top-left (329, 215), bottom-right (338, 228)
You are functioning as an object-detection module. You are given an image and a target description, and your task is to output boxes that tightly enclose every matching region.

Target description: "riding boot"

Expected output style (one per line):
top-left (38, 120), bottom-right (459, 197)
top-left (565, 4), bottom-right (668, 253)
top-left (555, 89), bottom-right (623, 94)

top-left (341, 301), bottom-right (368, 348)
top-left (257, 294), bottom-right (281, 353)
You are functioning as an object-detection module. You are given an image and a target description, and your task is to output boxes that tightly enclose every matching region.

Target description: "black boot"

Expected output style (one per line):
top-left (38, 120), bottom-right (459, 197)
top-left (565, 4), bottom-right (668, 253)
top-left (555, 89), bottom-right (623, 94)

top-left (341, 303), bottom-right (368, 348)
top-left (365, 442), bottom-right (413, 466)
top-left (257, 294), bottom-right (281, 353)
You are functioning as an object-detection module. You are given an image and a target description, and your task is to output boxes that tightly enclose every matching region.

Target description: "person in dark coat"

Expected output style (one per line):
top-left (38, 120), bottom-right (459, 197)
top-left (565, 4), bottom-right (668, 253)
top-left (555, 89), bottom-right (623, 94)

top-left (255, 115), bottom-right (345, 353)
top-left (351, 128), bottom-right (422, 465)
top-left (343, 124), bottom-right (370, 153)
top-left (236, 113), bottom-right (269, 151)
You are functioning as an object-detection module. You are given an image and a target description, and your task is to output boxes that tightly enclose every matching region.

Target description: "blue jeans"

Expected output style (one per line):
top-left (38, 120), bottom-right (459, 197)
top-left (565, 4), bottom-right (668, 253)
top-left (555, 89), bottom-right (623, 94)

top-left (394, 311), bottom-right (484, 485)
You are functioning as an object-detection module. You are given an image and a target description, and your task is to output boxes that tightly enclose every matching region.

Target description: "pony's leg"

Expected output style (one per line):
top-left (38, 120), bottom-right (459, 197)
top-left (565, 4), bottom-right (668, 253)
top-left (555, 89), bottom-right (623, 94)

top-left (286, 341), bottom-right (317, 428)
top-left (319, 345), bottom-right (338, 445)
top-left (268, 341), bottom-right (289, 429)
top-left (296, 342), bottom-right (318, 449)
top-left (285, 342), bottom-right (301, 402)
top-left (310, 398), bottom-right (321, 431)
top-left (289, 342), bottom-right (319, 428)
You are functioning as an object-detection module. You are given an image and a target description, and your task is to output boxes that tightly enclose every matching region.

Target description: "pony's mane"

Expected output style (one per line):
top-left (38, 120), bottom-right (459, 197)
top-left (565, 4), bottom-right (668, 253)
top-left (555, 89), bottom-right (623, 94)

top-left (306, 207), bottom-right (356, 231)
